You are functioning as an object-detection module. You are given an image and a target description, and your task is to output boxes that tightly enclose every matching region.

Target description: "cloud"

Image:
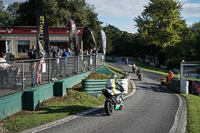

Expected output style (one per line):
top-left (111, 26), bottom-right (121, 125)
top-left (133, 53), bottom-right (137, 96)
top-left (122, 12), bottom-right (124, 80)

top-left (87, 0), bottom-right (149, 18)
top-left (182, 3), bottom-right (200, 18)
top-left (86, 0), bottom-right (149, 33)
top-left (178, 0), bottom-right (189, 2)
top-left (3, 0), bottom-right (26, 8)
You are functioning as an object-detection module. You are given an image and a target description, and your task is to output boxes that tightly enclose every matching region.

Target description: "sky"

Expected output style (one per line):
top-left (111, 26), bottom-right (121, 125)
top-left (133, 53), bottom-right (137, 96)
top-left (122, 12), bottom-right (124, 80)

top-left (3, 0), bottom-right (200, 33)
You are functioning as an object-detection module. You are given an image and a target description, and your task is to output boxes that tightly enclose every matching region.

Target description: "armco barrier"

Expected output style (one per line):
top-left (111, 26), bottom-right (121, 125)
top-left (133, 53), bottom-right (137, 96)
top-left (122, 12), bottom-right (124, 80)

top-left (82, 79), bottom-right (128, 96)
top-left (82, 80), bottom-right (107, 96)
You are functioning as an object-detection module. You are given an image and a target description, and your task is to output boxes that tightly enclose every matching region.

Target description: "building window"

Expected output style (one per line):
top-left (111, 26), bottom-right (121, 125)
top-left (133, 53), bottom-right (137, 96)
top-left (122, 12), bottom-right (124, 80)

top-left (16, 40), bottom-right (30, 53)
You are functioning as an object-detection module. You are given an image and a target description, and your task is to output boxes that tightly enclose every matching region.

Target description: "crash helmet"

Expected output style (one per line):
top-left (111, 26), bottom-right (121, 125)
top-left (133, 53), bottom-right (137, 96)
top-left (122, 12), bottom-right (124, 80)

top-left (112, 73), bottom-right (118, 79)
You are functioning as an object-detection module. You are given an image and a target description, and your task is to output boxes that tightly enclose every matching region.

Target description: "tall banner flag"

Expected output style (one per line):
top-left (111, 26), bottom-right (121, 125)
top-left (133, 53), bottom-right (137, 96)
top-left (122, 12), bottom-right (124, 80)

top-left (69, 19), bottom-right (78, 55)
top-left (101, 30), bottom-right (106, 54)
top-left (89, 28), bottom-right (97, 48)
top-left (36, 10), bottom-right (49, 57)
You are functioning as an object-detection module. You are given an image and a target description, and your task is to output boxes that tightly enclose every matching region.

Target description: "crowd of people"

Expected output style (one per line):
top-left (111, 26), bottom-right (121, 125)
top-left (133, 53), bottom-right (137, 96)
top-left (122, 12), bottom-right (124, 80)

top-left (0, 46), bottom-right (99, 88)
top-left (28, 46), bottom-right (98, 86)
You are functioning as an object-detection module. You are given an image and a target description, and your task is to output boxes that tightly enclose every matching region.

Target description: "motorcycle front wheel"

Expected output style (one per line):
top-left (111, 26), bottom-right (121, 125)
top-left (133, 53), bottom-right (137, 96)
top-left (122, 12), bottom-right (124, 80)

top-left (105, 99), bottom-right (114, 116)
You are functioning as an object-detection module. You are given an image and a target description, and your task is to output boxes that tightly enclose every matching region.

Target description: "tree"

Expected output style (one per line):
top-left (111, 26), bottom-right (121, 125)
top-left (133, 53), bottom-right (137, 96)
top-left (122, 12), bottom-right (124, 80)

top-left (13, 0), bottom-right (101, 27)
top-left (134, 0), bottom-right (189, 66)
top-left (189, 22), bottom-right (200, 60)
top-left (0, 0), bottom-right (13, 26)
top-left (103, 25), bottom-right (122, 54)
top-left (10, 0), bottom-right (102, 50)
top-left (6, 2), bottom-right (21, 19)
top-left (135, 0), bottom-right (187, 48)
top-left (103, 24), bottom-right (137, 55)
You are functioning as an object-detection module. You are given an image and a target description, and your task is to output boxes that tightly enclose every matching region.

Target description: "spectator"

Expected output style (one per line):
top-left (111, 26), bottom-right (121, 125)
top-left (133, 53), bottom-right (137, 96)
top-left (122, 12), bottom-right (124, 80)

top-left (92, 48), bottom-right (96, 55)
top-left (28, 46), bottom-right (38, 86)
top-left (82, 50), bottom-right (90, 72)
top-left (79, 49), bottom-right (83, 56)
top-left (95, 48), bottom-right (98, 56)
top-left (79, 49), bottom-right (84, 72)
top-left (60, 48), bottom-right (71, 76)
top-left (92, 47), bottom-right (98, 56)
top-left (0, 52), bottom-right (11, 86)
top-left (89, 49), bottom-right (93, 56)
top-left (51, 48), bottom-right (60, 81)
top-left (88, 49), bottom-right (93, 70)
top-left (84, 50), bottom-right (90, 57)
top-left (36, 57), bottom-right (45, 85)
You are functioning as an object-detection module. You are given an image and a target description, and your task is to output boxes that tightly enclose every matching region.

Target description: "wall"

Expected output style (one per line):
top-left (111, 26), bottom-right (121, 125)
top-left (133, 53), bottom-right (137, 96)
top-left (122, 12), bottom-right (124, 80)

top-left (25, 83), bottom-right (54, 103)
top-left (0, 91), bottom-right (23, 120)
top-left (0, 71), bottom-right (91, 120)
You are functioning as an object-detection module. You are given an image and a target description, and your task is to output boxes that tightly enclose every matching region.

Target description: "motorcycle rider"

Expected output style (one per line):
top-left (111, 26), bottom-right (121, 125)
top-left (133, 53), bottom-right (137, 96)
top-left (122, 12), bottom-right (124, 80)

top-left (136, 68), bottom-right (142, 76)
top-left (106, 74), bottom-right (124, 95)
top-left (132, 63), bottom-right (136, 73)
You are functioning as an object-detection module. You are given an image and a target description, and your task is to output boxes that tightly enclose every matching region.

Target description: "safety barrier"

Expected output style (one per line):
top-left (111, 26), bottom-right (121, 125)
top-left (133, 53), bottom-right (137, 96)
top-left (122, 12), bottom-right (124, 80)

top-left (82, 79), bottom-right (128, 97)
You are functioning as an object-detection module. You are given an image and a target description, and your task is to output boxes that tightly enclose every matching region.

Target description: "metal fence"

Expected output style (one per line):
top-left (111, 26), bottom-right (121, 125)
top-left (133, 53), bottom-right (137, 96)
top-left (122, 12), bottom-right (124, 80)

top-left (0, 53), bottom-right (105, 98)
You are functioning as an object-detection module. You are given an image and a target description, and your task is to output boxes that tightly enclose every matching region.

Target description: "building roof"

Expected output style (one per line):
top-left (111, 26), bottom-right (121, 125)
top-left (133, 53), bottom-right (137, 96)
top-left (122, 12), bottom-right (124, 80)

top-left (0, 26), bottom-right (83, 35)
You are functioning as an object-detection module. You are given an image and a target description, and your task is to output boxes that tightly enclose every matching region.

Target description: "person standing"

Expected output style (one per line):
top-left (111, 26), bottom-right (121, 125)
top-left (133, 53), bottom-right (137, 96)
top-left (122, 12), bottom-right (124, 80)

top-left (88, 49), bottom-right (93, 70)
top-left (61, 48), bottom-right (71, 76)
top-left (132, 63), bottom-right (136, 73)
top-left (28, 46), bottom-right (38, 86)
top-left (36, 57), bottom-right (45, 85)
top-left (83, 50), bottom-right (89, 71)
top-left (167, 69), bottom-right (174, 84)
top-left (51, 48), bottom-right (60, 81)
top-left (0, 52), bottom-right (11, 87)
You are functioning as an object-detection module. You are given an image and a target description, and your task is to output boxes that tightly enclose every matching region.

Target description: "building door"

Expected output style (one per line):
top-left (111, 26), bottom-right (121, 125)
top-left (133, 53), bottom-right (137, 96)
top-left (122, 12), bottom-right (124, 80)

top-left (6, 40), bottom-right (12, 53)
top-left (0, 40), bottom-right (6, 53)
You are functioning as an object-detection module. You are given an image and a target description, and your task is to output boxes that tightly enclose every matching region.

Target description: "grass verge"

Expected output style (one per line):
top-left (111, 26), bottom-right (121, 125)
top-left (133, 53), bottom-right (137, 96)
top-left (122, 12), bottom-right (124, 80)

top-left (135, 60), bottom-right (178, 78)
top-left (72, 72), bottom-right (112, 90)
top-left (182, 94), bottom-right (200, 133)
top-left (2, 90), bottom-right (105, 132)
top-left (105, 64), bottom-right (126, 78)
top-left (105, 59), bottom-right (117, 63)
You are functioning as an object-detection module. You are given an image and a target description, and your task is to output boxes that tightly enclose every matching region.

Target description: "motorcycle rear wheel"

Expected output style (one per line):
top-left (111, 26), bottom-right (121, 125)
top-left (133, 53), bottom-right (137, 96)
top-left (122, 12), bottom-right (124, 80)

top-left (119, 103), bottom-right (124, 110)
top-left (138, 76), bottom-right (142, 81)
top-left (105, 99), bottom-right (114, 116)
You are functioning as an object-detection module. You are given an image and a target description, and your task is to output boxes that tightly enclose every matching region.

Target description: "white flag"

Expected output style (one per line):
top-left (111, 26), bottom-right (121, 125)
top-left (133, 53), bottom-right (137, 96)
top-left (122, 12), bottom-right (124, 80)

top-left (101, 30), bottom-right (106, 54)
